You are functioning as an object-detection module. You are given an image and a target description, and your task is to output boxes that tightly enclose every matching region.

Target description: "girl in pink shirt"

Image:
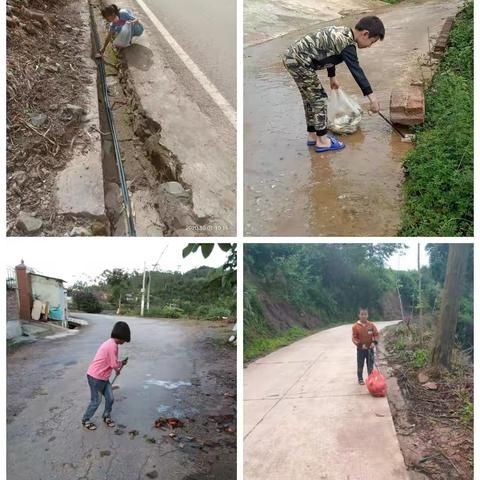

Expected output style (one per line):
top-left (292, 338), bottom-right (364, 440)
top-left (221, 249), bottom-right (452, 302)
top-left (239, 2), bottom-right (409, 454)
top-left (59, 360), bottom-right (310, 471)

top-left (82, 321), bottom-right (130, 431)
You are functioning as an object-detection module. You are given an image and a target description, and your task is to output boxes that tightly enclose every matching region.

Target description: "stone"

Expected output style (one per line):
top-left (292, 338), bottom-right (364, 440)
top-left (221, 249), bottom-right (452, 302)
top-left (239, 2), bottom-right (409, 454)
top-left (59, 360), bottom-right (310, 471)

top-left (390, 86), bottom-right (425, 126)
top-left (90, 221), bottom-right (108, 236)
top-left (45, 64), bottom-right (59, 73)
top-left (423, 382), bottom-right (438, 391)
top-left (159, 181), bottom-right (190, 200)
top-left (418, 372), bottom-right (429, 384)
top-left (11, 171), bottom-right (27, 186)
top-left (69, 226), bottom-right (92, 237)
top-left (62, 104), bottom-right (84, 123)
top-left (16, 212), bottom-right (43, 234)
top-left (30, 113), bottom-right (48, 127)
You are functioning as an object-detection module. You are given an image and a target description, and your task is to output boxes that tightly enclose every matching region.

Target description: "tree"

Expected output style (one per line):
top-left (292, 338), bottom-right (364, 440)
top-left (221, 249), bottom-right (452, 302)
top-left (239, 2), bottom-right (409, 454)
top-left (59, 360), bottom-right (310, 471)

top-left (99, 269), bottom-right (131, 313)
top-left (69, 283), bottom-right (102, 314)
top-left (431, 244), bottom-right (469, 370)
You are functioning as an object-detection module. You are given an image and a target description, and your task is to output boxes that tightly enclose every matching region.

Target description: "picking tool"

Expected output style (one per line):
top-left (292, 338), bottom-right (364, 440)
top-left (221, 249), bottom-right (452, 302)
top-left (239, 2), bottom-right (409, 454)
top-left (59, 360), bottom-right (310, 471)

top-left (111, 356), bottom-right (128, 390)
top-left (378, 111), bottom-right (414, 143)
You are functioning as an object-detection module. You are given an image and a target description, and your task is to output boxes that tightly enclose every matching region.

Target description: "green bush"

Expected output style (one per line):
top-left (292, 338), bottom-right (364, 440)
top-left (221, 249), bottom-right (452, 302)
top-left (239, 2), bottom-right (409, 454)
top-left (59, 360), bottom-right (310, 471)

top-left (400, 3), bottom-right (473, 236)
top-left (244, 326), bottom-right (310, 361)
top-left (146, 305), bottom-right (184, 319)
top-left (409, 348), bottom-right (430, 369)
top-left (71, 290), bottom-right (102, 314)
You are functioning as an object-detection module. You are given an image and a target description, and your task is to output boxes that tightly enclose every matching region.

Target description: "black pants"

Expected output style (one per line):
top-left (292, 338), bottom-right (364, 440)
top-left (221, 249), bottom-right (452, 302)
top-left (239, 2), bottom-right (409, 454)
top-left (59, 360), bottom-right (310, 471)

top-left (357, 348), bottom-right (374, 381)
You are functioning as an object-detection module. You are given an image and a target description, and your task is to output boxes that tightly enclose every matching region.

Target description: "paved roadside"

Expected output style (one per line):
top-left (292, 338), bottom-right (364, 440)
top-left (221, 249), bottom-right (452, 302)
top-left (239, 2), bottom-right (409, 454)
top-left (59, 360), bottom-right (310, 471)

top-left (244, 321), bottom-right (408, 480)
top-left (120, 0), bottom-right (236, 234)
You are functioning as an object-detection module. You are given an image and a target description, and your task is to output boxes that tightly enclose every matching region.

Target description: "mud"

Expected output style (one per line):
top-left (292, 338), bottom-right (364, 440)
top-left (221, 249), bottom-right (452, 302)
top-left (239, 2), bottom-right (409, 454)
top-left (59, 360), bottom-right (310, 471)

top-left (6, 0), bottom-right (108, 236)
top-left (244, 0), bottom-right (461, 236)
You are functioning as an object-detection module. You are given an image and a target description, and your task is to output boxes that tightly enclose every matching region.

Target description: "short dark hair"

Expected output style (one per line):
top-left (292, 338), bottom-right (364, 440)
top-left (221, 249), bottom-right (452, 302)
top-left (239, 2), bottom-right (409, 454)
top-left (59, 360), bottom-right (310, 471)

top-left (101, 4), bottom-right (120, 19)
top-left (111, 321), bottom-right (131, 342)
top-left (355, 16), bottom-right (385, 40)
top-left (359, 307), bottom-right (369, 313)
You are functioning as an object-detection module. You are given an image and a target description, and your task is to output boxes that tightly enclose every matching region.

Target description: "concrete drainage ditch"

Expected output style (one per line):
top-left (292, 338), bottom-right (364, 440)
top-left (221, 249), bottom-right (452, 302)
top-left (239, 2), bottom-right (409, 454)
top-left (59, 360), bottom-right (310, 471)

top-left (90, 0), bottom-right (209, 236)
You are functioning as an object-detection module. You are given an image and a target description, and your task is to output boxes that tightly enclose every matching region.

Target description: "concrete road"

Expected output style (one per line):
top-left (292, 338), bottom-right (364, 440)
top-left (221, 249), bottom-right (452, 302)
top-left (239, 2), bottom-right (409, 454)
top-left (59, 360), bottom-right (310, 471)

top-left (142, 0), bottom-right (236, 106)
top-left (244, 0), bottom-right (461, 236)
top-left (8, 313), bottom-right (236, 479)
top-left (244, 321), bottom-right (408, 480)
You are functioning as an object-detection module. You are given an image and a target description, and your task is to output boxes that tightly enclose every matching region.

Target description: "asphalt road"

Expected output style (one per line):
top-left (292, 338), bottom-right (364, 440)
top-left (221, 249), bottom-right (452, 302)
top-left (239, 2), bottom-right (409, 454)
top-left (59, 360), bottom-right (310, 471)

top-left (7, 313), bottom-right (236, 480)
top-left (244, 321), bottom-right (408, 480)
top-left (142, 0), bottom-right (236, 107)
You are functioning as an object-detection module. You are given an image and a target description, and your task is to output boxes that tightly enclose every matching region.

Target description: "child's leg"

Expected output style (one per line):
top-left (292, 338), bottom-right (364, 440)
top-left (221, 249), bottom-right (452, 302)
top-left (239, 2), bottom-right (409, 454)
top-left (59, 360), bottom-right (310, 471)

top-left (102, 382), bottom-right (115, 420)
top-left (366, 348), bottom-right (374, 375)
top-left (356, 349), bottom-right (366, 381)
top-left (82, 376), bottom-right (102, 422)
top-left (283, 57), bottom-right (316, 137)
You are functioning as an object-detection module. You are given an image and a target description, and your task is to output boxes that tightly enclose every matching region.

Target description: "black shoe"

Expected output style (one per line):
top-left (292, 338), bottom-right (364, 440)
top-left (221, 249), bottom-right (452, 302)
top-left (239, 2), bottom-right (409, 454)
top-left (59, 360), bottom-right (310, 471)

top-left (358, 379), bottom-right (365, 385)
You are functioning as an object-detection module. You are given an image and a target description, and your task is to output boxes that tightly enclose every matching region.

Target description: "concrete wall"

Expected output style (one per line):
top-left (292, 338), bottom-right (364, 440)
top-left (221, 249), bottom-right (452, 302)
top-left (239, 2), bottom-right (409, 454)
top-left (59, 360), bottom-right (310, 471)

top-left (6, 289), bottom-right (19, 322)
top-left (30, 275), bottom-right (66, 320)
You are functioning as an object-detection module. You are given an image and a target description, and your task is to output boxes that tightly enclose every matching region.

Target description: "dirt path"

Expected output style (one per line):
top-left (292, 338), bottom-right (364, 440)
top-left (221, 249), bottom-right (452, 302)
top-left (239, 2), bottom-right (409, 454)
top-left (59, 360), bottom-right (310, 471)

top-left (244, 0), bottom-right (461, 236)
top-left (244, 321), bottom-right (407, 479)
top-left (8, 314), bottom-right (236, 479)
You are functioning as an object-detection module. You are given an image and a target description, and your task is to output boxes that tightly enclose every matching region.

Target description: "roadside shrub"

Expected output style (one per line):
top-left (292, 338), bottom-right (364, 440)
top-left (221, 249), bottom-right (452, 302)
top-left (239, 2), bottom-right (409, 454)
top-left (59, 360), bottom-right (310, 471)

top-left (72, 290), bottom-right (102, 314)
top-left (400, 2), bottom-right (473, 236)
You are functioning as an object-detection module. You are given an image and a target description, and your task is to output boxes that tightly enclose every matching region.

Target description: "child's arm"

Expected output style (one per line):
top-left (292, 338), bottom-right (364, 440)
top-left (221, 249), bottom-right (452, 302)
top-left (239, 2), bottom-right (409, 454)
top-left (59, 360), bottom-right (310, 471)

top-left (98, 31), bottom-right (114, 56)
top-left (372, 323), bottom-right (380, 344)
top-left (107, 344), bottom-right (123, 373)
top-left (352, 325), bottom-right (361, 347)
top-left (341, 45), bottom-right (380, 112)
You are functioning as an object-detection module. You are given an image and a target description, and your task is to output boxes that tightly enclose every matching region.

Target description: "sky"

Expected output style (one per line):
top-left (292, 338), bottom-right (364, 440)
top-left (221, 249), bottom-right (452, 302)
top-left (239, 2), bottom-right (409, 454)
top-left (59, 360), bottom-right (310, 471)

top-left (387, 241), bottom-right (431, 271)
top-left (5, 238), bottom-right (229, 286)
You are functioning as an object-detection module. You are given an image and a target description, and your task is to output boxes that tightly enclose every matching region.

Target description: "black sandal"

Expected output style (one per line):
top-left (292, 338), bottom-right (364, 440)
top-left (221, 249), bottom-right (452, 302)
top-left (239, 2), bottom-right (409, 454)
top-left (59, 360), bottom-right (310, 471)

top-left (103, 417), bottom-right (116, 428)
top-left (82, 420), bottom-right (97, 431)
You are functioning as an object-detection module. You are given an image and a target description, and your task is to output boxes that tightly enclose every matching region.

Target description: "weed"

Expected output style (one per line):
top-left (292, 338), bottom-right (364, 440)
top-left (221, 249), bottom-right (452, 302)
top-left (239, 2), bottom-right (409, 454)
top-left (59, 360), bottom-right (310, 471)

top-left (400, 2), bottom-right (473, 236)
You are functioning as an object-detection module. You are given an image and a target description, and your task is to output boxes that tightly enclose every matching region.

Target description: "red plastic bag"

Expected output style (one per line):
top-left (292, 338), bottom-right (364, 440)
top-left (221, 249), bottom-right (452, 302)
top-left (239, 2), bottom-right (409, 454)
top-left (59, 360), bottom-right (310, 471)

top-left (366, 369), bottom-right (387, 397)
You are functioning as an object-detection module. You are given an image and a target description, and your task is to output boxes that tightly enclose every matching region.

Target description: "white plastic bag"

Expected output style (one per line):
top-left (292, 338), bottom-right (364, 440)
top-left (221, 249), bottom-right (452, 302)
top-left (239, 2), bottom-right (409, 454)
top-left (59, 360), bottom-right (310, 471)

top-left (327, 88), bottom-right (363, 134)
top-left (113, 23), bottom-right (133, 48)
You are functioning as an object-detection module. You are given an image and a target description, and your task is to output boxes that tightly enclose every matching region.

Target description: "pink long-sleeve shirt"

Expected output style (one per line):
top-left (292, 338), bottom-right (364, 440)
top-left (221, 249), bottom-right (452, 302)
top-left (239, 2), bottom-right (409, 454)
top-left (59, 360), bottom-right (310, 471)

top-left (87, 338), bottom-right (122, 381)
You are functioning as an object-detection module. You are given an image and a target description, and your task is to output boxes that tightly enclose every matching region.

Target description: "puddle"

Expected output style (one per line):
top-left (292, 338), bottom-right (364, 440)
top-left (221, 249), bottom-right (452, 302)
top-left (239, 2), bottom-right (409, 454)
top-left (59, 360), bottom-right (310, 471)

top-left (145, 380), bottom-right (192, 390)
top-left (156, 404), bottom-right (200, 417)
top-left (244, 2), bottom-right (459, 236)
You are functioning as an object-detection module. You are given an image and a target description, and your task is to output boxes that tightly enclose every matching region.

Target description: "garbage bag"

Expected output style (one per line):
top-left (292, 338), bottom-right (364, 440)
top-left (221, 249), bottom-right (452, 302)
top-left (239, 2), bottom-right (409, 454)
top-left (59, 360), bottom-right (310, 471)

top-left (366, 369), bottom-right (387, 397)
top-left (113, 23), bottom-right (133, 48)
top-left (327, 88), bottom-right (363, 134)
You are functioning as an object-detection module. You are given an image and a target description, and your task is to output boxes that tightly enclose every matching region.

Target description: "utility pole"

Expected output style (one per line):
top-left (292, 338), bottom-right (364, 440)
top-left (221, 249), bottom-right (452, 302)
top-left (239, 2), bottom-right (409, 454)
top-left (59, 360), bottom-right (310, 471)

top-left (146, 271), bottom-right (151, 312)
top-left (140, 262), bottom-right (146, 317)
top-left (418, 243), bottom-right (423, 345)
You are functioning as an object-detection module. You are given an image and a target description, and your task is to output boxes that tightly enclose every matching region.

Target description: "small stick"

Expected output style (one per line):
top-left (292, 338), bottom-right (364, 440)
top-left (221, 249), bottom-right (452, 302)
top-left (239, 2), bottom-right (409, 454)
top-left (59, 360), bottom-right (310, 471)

top-left (21, 120), bottom-right (56, 145)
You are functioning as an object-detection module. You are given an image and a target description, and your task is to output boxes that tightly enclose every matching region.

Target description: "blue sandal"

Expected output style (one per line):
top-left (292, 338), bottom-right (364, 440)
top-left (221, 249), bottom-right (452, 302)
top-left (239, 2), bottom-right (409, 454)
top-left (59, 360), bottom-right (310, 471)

top-left (307, 140), bottom-right (316, 146)
top-left (315, 136), bottom-right (345, 153)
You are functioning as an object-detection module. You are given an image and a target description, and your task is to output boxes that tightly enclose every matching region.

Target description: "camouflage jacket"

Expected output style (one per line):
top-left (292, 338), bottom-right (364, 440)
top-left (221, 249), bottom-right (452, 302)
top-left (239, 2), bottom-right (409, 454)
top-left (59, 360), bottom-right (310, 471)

top-left (288, 26), bottom-right (373, 96)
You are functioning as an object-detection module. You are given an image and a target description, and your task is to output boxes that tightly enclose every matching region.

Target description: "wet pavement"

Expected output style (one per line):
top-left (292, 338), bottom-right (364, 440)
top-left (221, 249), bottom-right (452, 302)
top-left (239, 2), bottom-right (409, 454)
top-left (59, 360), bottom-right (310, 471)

top-left (7, 313), bottom-right (236, 479)
top-left (244, 0), bottom-right (461, 236)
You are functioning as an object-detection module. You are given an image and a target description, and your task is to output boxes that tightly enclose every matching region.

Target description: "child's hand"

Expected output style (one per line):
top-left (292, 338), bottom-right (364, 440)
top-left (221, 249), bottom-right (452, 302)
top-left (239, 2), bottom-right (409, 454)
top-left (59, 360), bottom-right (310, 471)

top-left (329, 77), bottom-right (340, 90)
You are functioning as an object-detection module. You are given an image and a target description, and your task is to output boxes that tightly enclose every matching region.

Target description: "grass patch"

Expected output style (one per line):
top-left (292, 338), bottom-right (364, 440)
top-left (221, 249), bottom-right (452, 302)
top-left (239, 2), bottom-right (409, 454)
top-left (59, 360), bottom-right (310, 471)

top-left (400, 2), bottom-right (473, 236)
top-left (244, 326), bottom-right (311, 362)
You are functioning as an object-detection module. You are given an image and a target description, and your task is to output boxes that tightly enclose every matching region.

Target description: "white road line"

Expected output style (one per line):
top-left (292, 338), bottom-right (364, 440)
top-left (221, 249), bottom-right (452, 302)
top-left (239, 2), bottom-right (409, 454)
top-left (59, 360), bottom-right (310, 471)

top-left (134, 0), bottom-right (237, 128)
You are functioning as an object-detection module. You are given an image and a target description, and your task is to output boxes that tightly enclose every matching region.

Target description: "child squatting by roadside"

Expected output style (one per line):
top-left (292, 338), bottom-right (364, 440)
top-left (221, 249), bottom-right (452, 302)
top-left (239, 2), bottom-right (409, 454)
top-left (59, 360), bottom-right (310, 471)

top-left (98, 4), bottom-right (144, 56)
top-left (352, 308), bottom-right (379, 385)
top-left (283, 16), bottom-right (384, 153)
top-left (81, 321), bottom-right (131, 431)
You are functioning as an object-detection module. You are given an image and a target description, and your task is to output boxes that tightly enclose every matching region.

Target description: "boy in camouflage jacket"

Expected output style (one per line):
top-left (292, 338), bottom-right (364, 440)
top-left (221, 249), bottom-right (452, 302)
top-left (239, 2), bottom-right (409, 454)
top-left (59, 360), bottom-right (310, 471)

top-left (283, 16), bottom-right (384, 153)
